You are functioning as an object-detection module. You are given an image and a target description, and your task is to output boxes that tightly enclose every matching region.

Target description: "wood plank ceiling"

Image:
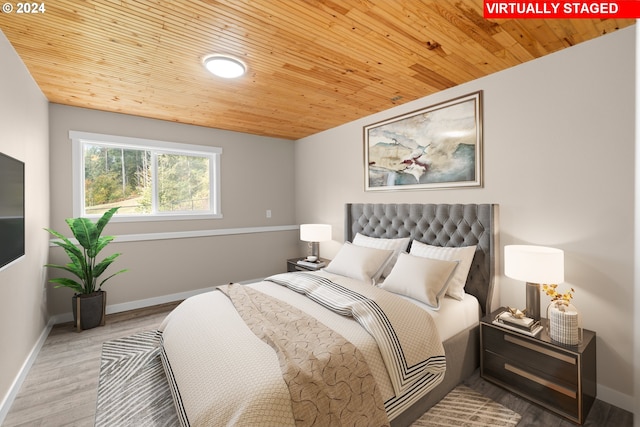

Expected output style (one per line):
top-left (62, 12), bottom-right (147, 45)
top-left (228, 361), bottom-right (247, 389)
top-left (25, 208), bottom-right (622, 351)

top-left (0, 1), bottom-right (633, 140)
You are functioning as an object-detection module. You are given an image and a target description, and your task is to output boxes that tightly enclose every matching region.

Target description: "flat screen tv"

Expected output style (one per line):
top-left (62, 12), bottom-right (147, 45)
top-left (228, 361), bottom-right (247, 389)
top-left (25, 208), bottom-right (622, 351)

top-left (0, 152), bottom-right (25, 269)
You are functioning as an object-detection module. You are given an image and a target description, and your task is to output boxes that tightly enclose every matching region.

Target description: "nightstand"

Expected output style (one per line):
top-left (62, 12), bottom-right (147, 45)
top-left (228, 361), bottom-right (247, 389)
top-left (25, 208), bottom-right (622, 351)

top-left (286, 257), bottom-right (329, 272)
top-left (480, 307), bottom-right (597, 424)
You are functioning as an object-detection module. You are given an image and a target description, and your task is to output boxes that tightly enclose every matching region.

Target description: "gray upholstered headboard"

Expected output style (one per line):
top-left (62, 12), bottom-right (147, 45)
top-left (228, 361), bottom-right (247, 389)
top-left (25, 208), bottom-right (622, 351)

top-left (345, 203), bottom-right (498, 315)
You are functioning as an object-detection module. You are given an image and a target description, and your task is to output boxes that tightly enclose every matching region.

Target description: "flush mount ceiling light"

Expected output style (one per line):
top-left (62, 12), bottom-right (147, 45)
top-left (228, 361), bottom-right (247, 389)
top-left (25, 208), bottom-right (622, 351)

top-left (203, 54), bottom-right (246, 79)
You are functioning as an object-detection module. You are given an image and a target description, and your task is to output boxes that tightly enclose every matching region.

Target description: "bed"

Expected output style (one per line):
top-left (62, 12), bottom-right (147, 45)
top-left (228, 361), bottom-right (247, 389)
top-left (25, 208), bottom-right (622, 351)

top-left (159, 203), bottom-right (498, 426)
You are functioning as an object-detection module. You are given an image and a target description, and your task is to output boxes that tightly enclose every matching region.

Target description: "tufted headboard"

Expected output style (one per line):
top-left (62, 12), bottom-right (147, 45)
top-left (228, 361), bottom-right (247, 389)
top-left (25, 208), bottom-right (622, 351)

top-left (345, 203), bottom-right (498, 314)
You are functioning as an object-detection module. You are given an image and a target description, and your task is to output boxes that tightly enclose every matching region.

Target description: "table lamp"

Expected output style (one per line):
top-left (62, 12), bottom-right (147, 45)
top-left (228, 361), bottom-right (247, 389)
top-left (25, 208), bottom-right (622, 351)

top-left (504, 245), bottom-right (564, 320)
top-left (300, 224), bottom-right (331, 260)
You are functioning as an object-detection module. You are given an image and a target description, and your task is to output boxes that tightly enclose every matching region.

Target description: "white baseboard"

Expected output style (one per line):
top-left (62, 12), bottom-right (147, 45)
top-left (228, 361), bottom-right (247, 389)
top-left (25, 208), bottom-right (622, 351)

top-left (49, 278), bottom-right (262, 325)
top-left (597, 383), bottom-right (634, 414)
top-left (0, 317), bottom-right (55, 426)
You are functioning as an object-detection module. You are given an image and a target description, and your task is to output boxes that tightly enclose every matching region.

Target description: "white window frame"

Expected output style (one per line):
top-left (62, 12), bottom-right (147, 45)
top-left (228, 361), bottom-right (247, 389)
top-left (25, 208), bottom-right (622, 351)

top-left (70, 131), bottom-right (222, 222)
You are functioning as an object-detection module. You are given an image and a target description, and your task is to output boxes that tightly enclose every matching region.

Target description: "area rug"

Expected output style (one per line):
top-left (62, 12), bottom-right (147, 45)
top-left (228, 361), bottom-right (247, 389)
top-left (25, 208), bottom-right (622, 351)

top-left (95, 330), bottom-right (178, 427)
top-left (96, 331), bottom-right (520, 427)
top-left (411, 385), bottom-right (521, 427)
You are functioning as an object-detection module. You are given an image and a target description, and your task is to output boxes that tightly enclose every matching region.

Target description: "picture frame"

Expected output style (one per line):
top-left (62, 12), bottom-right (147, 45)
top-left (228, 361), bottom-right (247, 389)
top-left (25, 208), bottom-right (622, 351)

top-left (364, 91), bottom-right (483, 191)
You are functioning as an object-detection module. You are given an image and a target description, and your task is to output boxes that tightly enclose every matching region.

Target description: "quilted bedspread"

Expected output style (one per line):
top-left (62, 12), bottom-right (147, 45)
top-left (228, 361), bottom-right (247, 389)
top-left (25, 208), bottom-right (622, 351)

top-left (218, 282), bottom-right (389, 427)
top-left (159, 271), bottom-right (446, 426)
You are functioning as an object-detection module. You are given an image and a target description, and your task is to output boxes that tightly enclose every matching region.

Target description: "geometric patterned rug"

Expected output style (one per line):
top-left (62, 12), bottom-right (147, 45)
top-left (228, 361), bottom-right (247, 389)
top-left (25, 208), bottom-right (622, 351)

top-left (412, 385), bottom-right (521, 427)
top-left (95, 332), bottom-right (521, 427)
top-left (95, 331), bottom-right (179, 427)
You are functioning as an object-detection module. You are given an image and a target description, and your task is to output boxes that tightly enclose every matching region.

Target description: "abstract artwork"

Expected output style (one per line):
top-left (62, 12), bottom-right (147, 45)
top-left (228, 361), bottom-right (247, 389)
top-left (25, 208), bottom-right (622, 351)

top-left (365, 91), bottom-right (482, 191)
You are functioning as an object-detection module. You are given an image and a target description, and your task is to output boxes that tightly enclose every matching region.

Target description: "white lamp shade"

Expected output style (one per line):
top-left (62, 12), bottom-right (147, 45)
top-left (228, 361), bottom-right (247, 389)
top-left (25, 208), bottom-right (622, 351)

top-left (504, 245), bottom-right (564, 284)
top-left (300, 224), bottom-right (332, 242)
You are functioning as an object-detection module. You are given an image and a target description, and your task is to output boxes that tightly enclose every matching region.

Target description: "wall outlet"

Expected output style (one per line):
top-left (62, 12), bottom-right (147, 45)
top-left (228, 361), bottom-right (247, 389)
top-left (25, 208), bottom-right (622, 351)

top-left (266, 209), bottom-right (272, 218)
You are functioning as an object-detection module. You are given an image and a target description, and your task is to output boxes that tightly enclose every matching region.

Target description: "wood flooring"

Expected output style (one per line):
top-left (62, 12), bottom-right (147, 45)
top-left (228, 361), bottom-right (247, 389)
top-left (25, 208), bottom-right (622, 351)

top-left (2, 302), bottom-right (180, 427)
top-left (2, 302), bottom-right (634, 426)
top-left (462, 371), bottom-right (633, 427)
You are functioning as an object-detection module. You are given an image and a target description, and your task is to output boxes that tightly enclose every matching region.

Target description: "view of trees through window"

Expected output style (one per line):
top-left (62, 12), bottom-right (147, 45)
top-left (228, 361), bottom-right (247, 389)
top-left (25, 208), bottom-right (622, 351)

top-left (157, 153), bottom-right (210, 212)
top-left (83, 144), bottom-right (211, 216)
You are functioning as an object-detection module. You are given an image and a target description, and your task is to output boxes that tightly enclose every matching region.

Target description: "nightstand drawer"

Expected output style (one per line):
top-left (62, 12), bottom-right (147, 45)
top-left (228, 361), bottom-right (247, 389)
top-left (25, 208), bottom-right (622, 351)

top-left (286, 258), bottom-right (329, 273)
top-left (288, 263), bottom-right (311, 272)
top-left (483, 350), bottom-right (578, 418)
top-left (481, 308), bottom-right (597, 424)
top-left (483, 324), bottom-right (577, 385)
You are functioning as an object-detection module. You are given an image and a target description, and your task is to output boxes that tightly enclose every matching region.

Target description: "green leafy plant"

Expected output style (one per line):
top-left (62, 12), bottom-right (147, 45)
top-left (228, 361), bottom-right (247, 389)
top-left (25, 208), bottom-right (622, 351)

top-left (45, 207), bottom-right (127, 294)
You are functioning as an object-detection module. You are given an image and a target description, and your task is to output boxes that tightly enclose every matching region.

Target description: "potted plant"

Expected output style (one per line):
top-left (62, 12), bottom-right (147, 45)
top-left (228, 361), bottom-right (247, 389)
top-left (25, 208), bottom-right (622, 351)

top-left (45, 207), bottom-right (127, 331)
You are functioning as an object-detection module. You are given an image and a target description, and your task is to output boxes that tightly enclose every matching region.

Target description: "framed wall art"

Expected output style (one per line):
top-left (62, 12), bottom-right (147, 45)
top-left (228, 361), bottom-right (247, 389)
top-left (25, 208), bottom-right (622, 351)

top-left (364, 91), bottom-right (483, 191)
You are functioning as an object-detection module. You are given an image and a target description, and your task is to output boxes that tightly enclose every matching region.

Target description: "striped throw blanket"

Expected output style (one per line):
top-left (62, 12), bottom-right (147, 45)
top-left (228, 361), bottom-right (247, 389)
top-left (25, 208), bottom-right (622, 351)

top-left (264, 272), bottom-right (446, 397)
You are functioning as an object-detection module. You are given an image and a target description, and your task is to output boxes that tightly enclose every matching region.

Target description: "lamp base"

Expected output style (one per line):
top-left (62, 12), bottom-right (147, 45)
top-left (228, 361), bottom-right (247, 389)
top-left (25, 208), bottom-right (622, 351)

top-left (308, 241), bottom-right (319, 258)
top-left (525, 282), bottom-right (541, 321)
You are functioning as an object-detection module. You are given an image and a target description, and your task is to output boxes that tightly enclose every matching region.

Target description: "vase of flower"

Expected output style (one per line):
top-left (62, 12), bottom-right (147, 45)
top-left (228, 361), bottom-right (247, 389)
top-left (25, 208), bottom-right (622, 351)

top-left (542, 284), bottom-right (582, 345)
top-left (546, 300), bottom-right (582, 345)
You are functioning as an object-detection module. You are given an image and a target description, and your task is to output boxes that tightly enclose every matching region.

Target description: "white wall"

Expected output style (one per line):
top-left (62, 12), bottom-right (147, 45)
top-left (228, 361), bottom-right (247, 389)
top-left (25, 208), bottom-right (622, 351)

top-left (47, 105), bottom-right (299, 317)
top-left (295, 27), bottom-right (636, 412)
top-left (0, 31), bottom-right (50, 419)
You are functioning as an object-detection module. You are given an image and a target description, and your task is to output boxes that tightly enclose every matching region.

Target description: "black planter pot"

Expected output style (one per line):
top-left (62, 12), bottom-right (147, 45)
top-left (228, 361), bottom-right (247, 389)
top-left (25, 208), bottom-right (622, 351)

top-left (72, 291), bottom-right (106, 331)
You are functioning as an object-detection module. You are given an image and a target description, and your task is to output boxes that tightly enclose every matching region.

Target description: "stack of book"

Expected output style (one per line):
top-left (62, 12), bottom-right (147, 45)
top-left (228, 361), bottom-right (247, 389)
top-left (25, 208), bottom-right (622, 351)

top-left (493, 310), bottom-right (542, 337)
top-left (296, 259), bottom-right (326, 269)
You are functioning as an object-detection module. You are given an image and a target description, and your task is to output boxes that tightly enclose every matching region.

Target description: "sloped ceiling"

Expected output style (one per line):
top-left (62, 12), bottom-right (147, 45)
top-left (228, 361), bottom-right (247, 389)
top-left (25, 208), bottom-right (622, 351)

top-left (0, 1), bottom-right (633, 139)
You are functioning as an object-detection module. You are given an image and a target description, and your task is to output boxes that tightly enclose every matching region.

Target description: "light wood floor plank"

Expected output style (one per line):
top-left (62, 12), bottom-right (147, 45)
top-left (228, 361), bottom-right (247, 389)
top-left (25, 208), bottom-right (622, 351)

top-left (3, 303), bottom-right (178, 427)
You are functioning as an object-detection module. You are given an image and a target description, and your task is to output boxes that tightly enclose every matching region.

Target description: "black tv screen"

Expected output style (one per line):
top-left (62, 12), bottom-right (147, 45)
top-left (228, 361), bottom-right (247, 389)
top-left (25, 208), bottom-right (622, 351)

top-left (0, 153), bottom-right (25, 269)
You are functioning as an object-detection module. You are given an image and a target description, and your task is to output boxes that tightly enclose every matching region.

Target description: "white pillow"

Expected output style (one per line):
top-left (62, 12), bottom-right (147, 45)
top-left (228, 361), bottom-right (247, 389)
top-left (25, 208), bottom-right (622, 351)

top-left (352, 233), bottom-right (410, 279)
top-left (324, 242), bottom-right (394, 284)
top-left (381, 253), bottom-right (459, 309)
top-left (409, 241), bottom-right (477, 301)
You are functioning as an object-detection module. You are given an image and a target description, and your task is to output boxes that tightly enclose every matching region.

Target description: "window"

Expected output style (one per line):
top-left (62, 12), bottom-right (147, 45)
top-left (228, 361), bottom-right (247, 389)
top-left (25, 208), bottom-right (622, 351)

top-left (70, 131), bottom-right (222, 221)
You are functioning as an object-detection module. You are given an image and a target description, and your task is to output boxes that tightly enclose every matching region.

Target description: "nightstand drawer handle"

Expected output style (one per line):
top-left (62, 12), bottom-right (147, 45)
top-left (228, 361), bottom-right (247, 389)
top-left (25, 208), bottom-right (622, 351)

top-left (504, 334), bottom-right (575, 365)
top-left (505, 363), bottom-right (576, 398)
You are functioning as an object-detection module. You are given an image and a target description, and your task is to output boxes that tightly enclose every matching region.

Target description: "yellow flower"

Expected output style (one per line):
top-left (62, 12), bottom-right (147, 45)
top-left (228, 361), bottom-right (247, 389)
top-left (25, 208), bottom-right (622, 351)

top-left (542, 284), bottom-right (574, 304)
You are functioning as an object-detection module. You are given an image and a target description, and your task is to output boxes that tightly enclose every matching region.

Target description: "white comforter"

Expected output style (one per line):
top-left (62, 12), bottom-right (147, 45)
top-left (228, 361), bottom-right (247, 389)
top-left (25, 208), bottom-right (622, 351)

top-left (159, 271), bottom-right (446, 426)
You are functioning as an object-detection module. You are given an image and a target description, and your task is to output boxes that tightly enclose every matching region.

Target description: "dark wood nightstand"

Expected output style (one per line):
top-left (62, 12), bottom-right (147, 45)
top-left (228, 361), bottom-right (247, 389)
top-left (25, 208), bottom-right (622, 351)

top-left (286, 257), bottom-right (329, 272)
top-left (480, 307), bottom-right (597, 424)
